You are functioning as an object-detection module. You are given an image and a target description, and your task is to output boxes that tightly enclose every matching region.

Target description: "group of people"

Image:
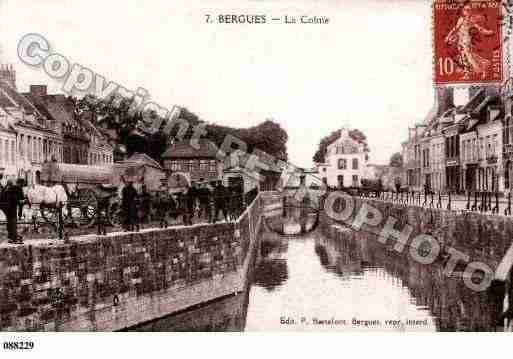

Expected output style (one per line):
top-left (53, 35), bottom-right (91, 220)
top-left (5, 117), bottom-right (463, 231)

top-left (119, 178), bottom-right (245, 231)
top-left (177, 179), bottom-right (243, 226)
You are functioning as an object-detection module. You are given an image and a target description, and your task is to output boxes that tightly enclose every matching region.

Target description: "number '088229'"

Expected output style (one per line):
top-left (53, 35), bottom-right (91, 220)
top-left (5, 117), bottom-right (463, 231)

top-left (3, 341), bottom-right (34, 350)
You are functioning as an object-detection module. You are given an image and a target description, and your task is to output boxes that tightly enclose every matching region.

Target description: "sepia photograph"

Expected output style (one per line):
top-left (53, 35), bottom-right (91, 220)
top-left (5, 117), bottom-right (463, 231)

top-left (0, 0), bottom-right (512, 355)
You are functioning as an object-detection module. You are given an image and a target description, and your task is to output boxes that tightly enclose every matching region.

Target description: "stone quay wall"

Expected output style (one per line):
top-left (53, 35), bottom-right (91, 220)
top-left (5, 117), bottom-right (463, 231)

top-left (0, 195), bottom-right (263, 331)
top-left (319, 195), bottom-right (513, 272)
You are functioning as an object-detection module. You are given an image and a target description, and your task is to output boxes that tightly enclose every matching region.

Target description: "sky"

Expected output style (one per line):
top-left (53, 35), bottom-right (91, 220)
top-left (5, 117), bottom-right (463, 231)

top-left (0, 0), bottom-right (462, 168)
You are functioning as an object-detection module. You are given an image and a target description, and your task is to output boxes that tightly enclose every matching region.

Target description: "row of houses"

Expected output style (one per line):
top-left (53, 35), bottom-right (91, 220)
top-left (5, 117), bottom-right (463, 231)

top-left (0, 64), bottom-right (114, 185)
top-left (402, 85), bottom-right (513, 194)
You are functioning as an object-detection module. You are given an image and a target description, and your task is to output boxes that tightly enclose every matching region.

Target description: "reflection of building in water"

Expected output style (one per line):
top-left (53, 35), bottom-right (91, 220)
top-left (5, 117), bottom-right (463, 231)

top-left (357, 232), bottom-right (500, 331)
top-left (124, 292), bottom-right (249, 332)
top-left (252, 228), bottom-right (289, 290)
top-left (314, 229), bottom-right (364, 277)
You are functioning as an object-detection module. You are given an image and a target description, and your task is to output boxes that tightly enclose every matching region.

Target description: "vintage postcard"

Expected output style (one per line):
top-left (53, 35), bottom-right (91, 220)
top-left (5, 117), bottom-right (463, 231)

top-left (1, 0), bottom-right (513, 352)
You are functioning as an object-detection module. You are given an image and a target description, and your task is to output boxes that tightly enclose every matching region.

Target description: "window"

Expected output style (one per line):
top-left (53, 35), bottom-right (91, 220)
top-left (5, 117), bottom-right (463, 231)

top-left (338, 158), bottom-right (347, 169)
top-left (27, 136), bottom-right (31, 161)
top-left (10, 141), bottom-right (14, 164)
top-left (352, 175), bottom-right (358, 186)
top-left (19, 134), bottom-right (24, 157)
top-left (337, 175), bottom-right (344, 188)
top-left (492, 134), bottom-right (498, 157)
top-left (209, 160), bottom-right (216, 172)
top-left (352, 158), bottom-right (358, 170)
top-left (4, 140), bottom-right (8, 165)
top-left (200, 159), bottom-right (208, 171)
top-left (336, 146), bottom-right (344, 154)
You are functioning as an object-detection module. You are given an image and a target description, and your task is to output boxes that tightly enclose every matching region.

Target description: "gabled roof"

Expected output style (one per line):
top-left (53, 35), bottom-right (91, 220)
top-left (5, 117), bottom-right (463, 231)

top-left (122, 152), bottom-right (163, 170)
top-left (462, 88), bottom-right (486, 113)
top-left (0, 80), bottom-right (43, 117)
top-left (23, 93), bottom-right (57, 122)
top-left (162, 139), bottom-right (219, 159)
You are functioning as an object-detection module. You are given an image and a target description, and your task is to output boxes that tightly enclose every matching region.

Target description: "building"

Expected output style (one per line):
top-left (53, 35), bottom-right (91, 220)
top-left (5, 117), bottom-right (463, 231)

top-left (366, 164), bottom-right (405, 191)
top-left (222, 152), bottom-right (262, 193)
top-left (0, 68), bottom-right (63, 185)
top-left (25, 85), bottom-right (113, 166)
top-left (162, 139), bottom-right (223, 183)
top-left (0, 107), bottom-right (18, 182)
top-left (315, 128), bottom-right (370, 188)
top-left (0, 65), bottom-right (114, 185)
top-left (402, 85), bottom-right (506, 194)
top-left (114, 152), bottom-right (166, 192)
top-left (503, 90), bottom-right (513, 191)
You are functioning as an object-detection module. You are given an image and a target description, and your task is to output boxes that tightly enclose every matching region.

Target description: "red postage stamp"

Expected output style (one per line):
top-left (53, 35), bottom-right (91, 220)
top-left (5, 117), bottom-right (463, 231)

top-left (433, 0), bottom-right (503, 85)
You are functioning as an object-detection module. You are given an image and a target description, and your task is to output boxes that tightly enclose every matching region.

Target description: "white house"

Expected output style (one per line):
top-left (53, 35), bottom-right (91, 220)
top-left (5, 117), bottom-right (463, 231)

top-left (316, 128), bottom-right (370, 188)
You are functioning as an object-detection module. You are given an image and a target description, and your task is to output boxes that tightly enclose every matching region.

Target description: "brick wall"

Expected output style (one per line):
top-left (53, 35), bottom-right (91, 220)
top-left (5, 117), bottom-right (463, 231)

top-left (320, 196), bottom-right (513, 271)
top-left (0, 195), bottom-right (262, 331)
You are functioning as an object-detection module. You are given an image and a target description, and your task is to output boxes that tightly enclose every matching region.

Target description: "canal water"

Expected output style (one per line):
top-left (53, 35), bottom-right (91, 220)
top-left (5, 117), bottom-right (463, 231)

top-left (132, 215), bottom-right (500, 332)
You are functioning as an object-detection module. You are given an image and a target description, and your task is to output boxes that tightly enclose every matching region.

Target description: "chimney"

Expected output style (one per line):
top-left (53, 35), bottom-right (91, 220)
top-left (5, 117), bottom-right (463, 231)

top-left (435, 87), bottom-right (455, 117)
top-left (0, 64), bottom-right (16, 89)
top-left (30, 85), bottom-right (47, 97)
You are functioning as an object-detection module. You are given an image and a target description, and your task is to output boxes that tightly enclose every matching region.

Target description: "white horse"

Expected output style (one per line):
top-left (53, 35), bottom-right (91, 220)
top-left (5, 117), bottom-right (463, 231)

top-left (23, 184), bottom-right (68, 219)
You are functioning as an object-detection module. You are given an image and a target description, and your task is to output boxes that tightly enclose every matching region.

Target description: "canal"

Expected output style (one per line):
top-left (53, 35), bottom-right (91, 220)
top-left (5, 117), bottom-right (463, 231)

top-left (130, 215), bottom-right (500, 332)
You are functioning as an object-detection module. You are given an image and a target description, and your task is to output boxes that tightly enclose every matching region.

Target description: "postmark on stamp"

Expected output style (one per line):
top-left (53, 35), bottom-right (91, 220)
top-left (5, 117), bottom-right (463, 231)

top-left (433, 0), bottom-right (504, 85)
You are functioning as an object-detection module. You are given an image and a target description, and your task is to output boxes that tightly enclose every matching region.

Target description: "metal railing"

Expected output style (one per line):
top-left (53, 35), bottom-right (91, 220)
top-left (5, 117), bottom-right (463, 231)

top-left (347, 189), bottom-right (513, 216)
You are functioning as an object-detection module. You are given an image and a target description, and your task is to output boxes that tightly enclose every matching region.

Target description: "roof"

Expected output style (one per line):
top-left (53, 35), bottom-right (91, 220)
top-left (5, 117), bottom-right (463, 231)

top-left (120, 152), bottom-right (163, 170)
top-left (23, 93), bottom-right (57, 122)
top-left (41, 162), bottom-right (113, 184)
top-left (162, 139), bottom-right (219, 159)
top-left (0, 80), bottom-right (43, 117)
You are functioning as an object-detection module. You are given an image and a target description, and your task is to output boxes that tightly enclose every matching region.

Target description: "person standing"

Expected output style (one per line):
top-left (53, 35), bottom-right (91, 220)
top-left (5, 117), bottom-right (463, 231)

top-left (4, 179), bottom-right (24, 244)
top-left (213, 180), bottom-right (228, 223)
top-left (140, 184), bottom-right (152, 224)
top-left (122, 180), bottom-right (139, 231)
top-left (184, 183), bottom-right (197, 226)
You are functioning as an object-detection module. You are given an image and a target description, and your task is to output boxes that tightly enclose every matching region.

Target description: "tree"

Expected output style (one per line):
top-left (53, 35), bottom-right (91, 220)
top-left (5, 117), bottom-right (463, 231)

top-left (76, 94), bottom-right (288, 163)
top-left (389, 152), bottom-right (403, 167)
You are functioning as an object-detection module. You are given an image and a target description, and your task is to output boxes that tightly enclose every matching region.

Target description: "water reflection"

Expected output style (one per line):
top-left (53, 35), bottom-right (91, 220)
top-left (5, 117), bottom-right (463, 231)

top-left (245, 224), bottom-right (437, 331)
top-left (125, 292), bottom-right (249, 332)
top-left (126, 214), bottom-right (502, 331)
top-left (251, 229), bottom-right (289, 290)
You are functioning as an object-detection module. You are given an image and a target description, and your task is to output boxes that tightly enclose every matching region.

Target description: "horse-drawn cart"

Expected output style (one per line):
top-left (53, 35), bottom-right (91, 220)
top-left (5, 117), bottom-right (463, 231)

top-left (39, 162), bottom-right (122, 228)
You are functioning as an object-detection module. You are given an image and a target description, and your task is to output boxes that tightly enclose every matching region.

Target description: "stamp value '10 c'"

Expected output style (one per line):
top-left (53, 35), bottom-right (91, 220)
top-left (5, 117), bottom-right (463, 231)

top-left (433, 0), bottom-right (503, 86)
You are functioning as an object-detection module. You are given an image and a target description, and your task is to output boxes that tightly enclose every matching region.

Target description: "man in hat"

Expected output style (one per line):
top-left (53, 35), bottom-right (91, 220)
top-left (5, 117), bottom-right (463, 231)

top-left (197, 178), bottom-right (212, 223)
top-left (122, 179), bottom-right (139, 231)
top-left (213, 180), bottom-right (228, 223)
top-left (140, 184), bottom-right (152, 224)
top-left (183, 182), bottom-right (197, 226)
top-left (3, 179), bottom-right (24, 243)
top-left (16, 178), bottom-right (25, 220)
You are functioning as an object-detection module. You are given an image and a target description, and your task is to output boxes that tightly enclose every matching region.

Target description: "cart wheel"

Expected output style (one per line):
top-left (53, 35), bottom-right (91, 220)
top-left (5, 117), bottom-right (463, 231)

top-left (80, 189), bottom-right (98, 225)
top-left (40, 205), bottom-right (59, 230)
